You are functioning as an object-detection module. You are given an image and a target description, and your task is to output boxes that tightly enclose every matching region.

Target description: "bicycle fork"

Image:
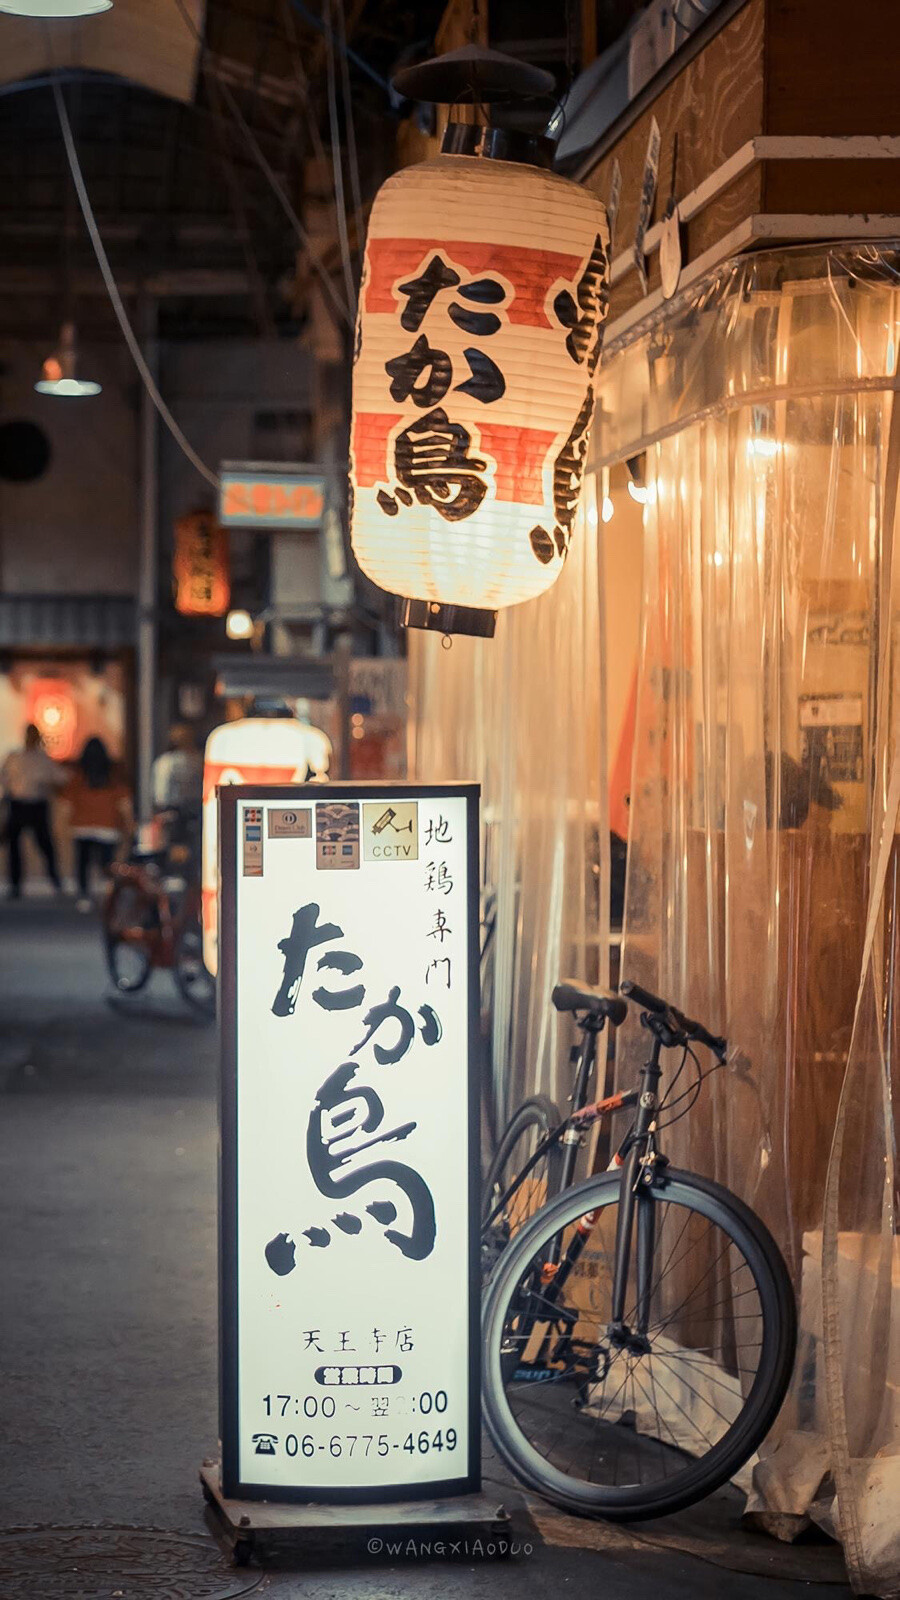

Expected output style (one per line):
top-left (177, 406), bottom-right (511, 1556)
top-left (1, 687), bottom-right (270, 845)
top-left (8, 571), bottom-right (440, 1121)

top-left (607, 1036), bottom-right (663, 1349)
top-left (539, 1041), bottom-right (663, 1349)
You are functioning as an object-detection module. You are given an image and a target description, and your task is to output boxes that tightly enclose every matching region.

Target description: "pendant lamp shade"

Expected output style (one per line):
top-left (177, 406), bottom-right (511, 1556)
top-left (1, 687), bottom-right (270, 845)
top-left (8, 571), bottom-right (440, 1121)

top-left (35, 322), bottom-right (101, 397)
top-left (0, 2), bottom-right (112, 15)
top-left (350, 146), bottom-right (609, 628)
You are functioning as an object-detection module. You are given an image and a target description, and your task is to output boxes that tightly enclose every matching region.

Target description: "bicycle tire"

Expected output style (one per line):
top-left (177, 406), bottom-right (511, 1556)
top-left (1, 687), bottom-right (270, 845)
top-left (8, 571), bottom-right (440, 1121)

top-left (482, 1094), bottom-right (564, 1226)
top-left (103, 884), bottom-right (153, 993)
top-left (482, 1168), bottom-right (796, 1520)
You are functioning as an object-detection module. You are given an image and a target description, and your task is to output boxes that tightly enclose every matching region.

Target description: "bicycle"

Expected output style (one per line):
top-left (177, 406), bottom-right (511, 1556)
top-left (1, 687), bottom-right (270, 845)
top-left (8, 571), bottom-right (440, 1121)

top-left (103, 810), bottom-right (215, 1019)
top-left (482, 978), bottom-right (796, 1520)
top-left (481, 982), bottom-right (628, 1279)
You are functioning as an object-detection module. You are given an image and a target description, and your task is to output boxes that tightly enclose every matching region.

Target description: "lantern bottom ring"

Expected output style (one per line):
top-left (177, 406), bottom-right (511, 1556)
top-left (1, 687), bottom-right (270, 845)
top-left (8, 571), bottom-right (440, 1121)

top-left (397, 598), bottom-right (498, 639)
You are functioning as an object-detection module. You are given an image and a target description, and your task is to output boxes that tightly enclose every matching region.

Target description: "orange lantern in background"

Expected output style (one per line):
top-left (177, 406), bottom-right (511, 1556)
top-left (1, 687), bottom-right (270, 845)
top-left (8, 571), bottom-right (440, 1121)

top-left (350, 51), bottom-right (610, 638)
top-left (173, 508), bottom-right (230, 617)
top-left (25, 678), bottom-right (78, 761)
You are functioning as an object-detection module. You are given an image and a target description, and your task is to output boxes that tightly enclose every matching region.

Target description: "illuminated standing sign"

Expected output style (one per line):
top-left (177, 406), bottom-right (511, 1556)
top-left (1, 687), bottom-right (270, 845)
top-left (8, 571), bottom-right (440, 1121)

top-left (219, 464), bottom-right (327, 528)
top-left (219, 783), bottom-right (480, 1501)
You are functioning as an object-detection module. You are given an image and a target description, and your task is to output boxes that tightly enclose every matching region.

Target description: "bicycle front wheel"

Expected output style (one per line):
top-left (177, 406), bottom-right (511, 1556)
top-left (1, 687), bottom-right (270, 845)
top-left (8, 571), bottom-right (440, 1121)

top-left (173, 918), bottom-right (216, 1020)
top-left (482, 1169), bottom-right (796, 1520)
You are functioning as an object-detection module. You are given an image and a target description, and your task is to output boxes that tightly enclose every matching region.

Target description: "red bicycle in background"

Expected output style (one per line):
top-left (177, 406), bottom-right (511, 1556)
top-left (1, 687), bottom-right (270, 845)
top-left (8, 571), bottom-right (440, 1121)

top-left (102, 809), bottom-right (215, 1019)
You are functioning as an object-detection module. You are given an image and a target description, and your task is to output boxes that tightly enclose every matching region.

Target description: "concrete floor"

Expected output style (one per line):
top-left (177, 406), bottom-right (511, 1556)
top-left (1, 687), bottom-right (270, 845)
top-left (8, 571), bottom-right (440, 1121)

top-left (0, 900), bottom-right (852, 1599)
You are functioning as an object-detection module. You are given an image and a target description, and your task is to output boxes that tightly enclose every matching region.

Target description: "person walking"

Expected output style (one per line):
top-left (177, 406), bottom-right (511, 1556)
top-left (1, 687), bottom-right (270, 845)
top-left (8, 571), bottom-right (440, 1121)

top-left (0, 723), bottom-right (65, 899)
top-left (61, 737), bottom-right (132, 912)
top-left (152, 723), bottom-right (203, 815)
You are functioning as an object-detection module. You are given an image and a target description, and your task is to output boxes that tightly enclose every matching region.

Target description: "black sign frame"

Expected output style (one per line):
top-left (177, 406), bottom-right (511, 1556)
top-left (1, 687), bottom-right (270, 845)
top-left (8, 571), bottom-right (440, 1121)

top-left (218, 781), bottom-right (481, 1503)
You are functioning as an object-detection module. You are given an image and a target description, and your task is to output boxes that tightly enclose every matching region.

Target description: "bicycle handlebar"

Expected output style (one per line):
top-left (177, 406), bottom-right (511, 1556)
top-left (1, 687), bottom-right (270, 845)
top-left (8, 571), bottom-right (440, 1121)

top-left (619, 979), bottom-right (727, 1058)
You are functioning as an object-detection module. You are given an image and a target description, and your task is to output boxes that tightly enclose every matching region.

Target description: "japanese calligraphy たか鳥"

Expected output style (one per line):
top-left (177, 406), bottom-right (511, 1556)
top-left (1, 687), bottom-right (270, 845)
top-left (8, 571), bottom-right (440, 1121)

top-left (350, 150), bottom-right (610, 615)
top-left (220, 784), bottom-right (479, 1501)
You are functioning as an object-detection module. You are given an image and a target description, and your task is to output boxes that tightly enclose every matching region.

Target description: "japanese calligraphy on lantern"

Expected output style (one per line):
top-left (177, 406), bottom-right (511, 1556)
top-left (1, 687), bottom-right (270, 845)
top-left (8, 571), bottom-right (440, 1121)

top-left (219, 783), bottom-right (480, 1500)
top-left (350, 153), bottom-right (609, 613)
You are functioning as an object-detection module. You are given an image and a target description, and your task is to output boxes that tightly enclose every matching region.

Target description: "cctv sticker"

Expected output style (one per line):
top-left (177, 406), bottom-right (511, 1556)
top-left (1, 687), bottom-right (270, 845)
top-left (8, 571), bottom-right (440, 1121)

top-left (268, 807), bottom-right (312, 839)
top-left (362, 801), bottom-right (419, 862)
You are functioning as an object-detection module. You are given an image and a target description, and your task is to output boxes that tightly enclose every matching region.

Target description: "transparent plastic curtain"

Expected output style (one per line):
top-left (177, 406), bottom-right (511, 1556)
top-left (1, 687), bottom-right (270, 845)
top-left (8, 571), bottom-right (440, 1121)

top-left (407, 485), bottom-right (610, 1145)
top-left (595, 245), bottom-right (900, 1595)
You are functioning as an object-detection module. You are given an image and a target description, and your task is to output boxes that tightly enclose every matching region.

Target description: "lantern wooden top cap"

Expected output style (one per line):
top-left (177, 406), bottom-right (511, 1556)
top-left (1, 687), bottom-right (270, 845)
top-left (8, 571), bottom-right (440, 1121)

top-left (391, 44), bottom-right (556, 108)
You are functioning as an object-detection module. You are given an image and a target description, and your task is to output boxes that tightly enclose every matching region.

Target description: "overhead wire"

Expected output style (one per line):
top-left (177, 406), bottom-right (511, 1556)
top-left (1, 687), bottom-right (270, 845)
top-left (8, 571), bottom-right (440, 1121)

top-left (279, 0), bottom-right (331, 172)
top-left (204, 66), bottom-right (276, 340)
top-left (280, 0), bottom-right (365, 306)
top-left (287, 0), bottom-right (390, 94)
top-left (171, 0), bottom-right (353, 330)
top-left (324, 0), bottom-right (358, 318)
top-left (334, 0), bottom-right (366, 257)
top-left (51, 77), bottom-right (221, 490)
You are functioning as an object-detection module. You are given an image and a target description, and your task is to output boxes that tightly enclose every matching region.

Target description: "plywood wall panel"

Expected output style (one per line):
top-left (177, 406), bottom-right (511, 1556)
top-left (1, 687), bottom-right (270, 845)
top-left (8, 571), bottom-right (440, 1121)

top-left (764, 0), bottom-right (900, 138)
top-left (583, 0), bottom-right (765, 319)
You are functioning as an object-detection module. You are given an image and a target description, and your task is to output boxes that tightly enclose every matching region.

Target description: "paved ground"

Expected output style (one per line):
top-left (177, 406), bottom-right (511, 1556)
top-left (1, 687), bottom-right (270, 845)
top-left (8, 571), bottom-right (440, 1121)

top-left (0, 900), bottom-right (852, 1599)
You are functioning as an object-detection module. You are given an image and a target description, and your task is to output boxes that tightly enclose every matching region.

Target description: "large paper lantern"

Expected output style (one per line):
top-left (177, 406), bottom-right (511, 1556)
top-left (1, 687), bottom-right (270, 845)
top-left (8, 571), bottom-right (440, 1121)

top-left (350, 124), bottom-right (609, 636)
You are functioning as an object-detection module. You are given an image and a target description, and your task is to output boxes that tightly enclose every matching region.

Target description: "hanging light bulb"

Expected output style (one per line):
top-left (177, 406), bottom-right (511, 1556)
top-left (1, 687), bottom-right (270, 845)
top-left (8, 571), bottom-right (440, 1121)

top-left (35, 323), bottom-right (101, 398)
top-left (0, 2), bottom-right (112, 15)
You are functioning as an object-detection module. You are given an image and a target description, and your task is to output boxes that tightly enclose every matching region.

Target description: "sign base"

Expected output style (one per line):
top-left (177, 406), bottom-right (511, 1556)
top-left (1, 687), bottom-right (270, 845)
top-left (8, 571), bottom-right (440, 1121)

top-left (200, 1462), bottom-right (511, 1568)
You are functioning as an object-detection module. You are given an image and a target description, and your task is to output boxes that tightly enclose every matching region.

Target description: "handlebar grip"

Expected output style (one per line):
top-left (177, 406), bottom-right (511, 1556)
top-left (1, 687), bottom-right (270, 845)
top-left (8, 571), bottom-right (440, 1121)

top-left (677, 1011), bottom-right (727, 1056)
top-left (621, 981), bottom-right (727, 1056)
top-left (619, 978), bottom-right (667, 1015)
top-left (665, 1004), bottom-right (727, 1057)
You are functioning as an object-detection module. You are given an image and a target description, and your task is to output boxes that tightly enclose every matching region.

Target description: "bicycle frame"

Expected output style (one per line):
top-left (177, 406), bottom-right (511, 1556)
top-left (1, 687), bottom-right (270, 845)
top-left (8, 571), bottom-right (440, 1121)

top-left (506, 1025), bottom-right (681, 1369)
top-left (105, 862), bottom-right (201, 973)
top-left (558, 1020), bottom-right (603, 1192)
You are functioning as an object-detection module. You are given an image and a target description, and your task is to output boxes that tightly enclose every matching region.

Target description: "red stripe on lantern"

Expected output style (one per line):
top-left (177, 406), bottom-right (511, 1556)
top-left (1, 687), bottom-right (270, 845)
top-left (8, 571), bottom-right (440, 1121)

top-left (351, 411), bottom-right (397, 488)
top-left (475, 421), bottom-right (557, 505)
top-left (363, 237), bottom-right (584, 329)
top-left (352, 411), bottom-right (557, 506)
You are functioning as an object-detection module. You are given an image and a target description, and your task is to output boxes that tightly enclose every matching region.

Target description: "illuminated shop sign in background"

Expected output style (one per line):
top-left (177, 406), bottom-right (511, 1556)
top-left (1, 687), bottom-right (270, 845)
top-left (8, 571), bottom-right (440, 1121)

top-left (219, 783), bottom-right (480, 1501)
top-left (218, 463), bottom-right (327, 528)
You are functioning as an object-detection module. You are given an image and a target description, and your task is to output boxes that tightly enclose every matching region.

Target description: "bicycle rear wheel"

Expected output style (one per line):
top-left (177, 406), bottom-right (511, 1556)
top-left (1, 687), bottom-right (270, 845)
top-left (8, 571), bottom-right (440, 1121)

top-left (482, 1169), bottom-right (796, 1520)
top-left (104, 882), bottom-right (154, 993)
top-left (482, 1095), bottom-right (563, 1282)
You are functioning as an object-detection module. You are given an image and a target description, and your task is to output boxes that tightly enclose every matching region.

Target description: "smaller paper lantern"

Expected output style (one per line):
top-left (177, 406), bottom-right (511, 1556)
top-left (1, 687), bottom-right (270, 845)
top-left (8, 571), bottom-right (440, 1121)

top-left (173, 509), bottom-right (230, 618)
top-left (201, 715), bottom-right (331, 974)
top-left (350, 123), bottom-right (609, 636)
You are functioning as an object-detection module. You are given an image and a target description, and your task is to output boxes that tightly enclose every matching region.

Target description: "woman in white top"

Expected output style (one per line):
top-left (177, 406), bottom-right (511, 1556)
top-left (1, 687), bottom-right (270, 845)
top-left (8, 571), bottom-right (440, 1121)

top-left (0, 724), bottom-right (65, 898)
